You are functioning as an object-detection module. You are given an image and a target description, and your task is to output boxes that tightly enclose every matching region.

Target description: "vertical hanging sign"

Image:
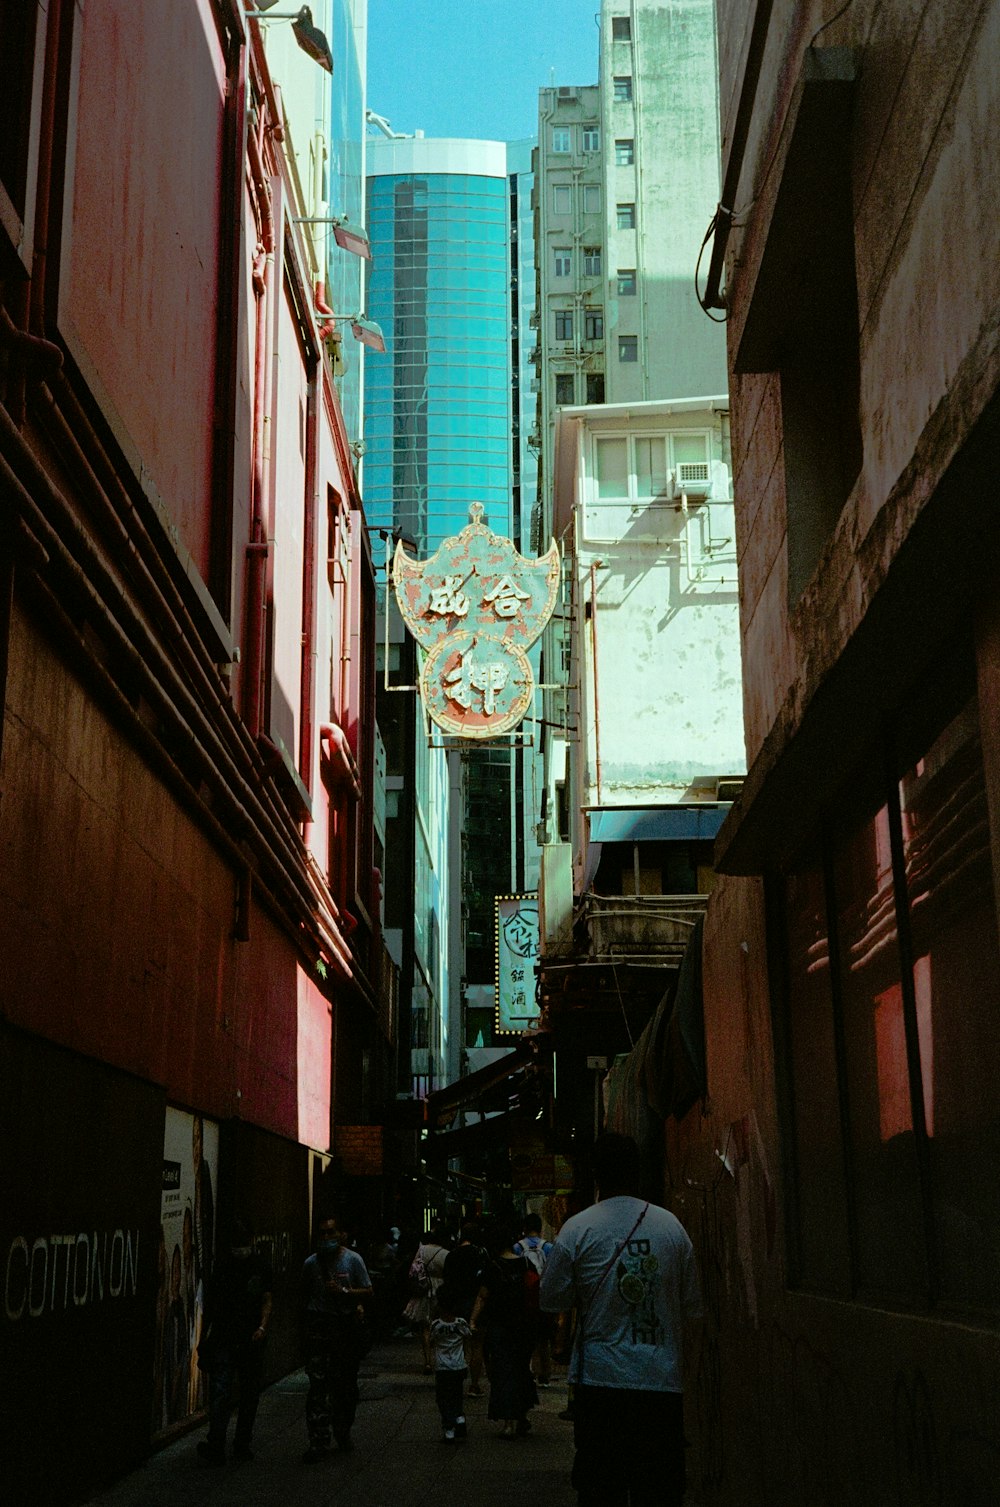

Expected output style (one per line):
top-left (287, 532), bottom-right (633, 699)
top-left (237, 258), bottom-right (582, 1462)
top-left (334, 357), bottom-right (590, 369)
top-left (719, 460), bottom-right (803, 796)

top-left (495, 893), bottom-right (540, 1034)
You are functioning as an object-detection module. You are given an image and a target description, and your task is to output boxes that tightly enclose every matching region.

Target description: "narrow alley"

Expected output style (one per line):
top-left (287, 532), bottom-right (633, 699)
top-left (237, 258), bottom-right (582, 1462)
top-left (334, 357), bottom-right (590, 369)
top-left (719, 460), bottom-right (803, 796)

top-left (82, 1339), bottom-right (580, 1507)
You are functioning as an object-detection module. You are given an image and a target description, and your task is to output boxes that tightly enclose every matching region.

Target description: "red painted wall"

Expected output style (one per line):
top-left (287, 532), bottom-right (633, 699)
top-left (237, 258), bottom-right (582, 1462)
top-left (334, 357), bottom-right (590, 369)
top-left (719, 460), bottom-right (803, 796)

top-left (61, 0), bottom-right (225, 582)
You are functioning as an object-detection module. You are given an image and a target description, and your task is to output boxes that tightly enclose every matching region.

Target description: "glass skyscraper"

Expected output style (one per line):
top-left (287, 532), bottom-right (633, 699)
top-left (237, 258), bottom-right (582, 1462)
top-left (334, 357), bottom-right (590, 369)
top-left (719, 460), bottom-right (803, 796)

top-left (365, 136), bottom-right (543, 1082)
top-left (364, 138), bottom-right (512, 554)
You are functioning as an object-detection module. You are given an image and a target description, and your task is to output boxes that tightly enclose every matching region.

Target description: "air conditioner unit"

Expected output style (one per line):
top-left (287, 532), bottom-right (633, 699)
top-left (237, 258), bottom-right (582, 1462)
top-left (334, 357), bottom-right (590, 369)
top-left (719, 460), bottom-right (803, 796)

top-left (557, 87), bottom-right (578, 100)
top-left (670, 462), bottom-right (711, 503)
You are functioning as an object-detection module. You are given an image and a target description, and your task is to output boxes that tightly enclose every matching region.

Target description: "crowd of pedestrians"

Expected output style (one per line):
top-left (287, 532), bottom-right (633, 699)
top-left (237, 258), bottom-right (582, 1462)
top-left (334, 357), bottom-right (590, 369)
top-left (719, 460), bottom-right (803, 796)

top-left (192, 1133), bottom-right (701, 1506)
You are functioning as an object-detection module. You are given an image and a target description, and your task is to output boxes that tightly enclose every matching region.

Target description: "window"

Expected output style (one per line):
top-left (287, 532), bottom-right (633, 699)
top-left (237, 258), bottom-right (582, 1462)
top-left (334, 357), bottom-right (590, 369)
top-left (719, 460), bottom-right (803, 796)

top-left (617, 269), bottom-right (637, 296)
top-left (614, 76), bottom-right (633, 102)
top-left (586, 373), bottom-right (605, 404)
top-left (582, 183), bottom-right (602, 215)
top-left (584, 309), bottom-right (604, 341)
top-left (618, 335), bottom-right (638, 362)
top-left (553, 183), bottom-right (572, 214)
top-left (615, 139), bottom-right (635, 166)
top-left (611, 16), bottom-right (632, 40)
top-left (554, 247), bottom-right (571, 277)
top-left (595, 436), bottom-right (628, 497)
top-left (617, 203), bottom-right (636, 230)
top-left (583, 247), bottom-right (602, 277)
top-left (779, 672), bottom-right (1000, 1313)
top-left (554, 309), bottom-right (573, 341)
top-left (591, 431), bottom-right (704, 501)
top-left (555, 373), bottom-right (575, 404)
top-left (582, 125), bottom-right (600, 153)
top-left (552, 126), bottom-right (571, 153)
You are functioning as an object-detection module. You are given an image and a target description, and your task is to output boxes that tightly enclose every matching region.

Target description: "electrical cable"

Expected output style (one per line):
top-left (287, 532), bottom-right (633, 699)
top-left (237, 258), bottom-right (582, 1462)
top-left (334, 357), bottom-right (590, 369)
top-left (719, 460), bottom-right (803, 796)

top-left (694, 0), bottom-right (861, 320)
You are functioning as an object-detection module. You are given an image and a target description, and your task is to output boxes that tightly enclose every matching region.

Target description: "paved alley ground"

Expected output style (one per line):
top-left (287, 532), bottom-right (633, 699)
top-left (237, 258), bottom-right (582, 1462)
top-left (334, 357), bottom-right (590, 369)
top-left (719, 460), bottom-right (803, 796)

top-left (80, 1337), bottom-right (580, 1507)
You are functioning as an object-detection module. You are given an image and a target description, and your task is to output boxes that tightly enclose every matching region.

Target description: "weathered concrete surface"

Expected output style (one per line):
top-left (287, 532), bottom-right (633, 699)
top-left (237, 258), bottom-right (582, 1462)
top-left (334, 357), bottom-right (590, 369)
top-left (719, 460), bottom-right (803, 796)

top-left (80, 1339), bottom-right (584, 1507)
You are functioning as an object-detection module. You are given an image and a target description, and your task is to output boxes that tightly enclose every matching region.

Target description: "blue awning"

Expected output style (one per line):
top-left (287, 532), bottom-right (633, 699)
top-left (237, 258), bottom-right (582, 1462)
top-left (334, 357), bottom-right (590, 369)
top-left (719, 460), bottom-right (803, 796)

top-left (588, 806), bottom-right (728, 844)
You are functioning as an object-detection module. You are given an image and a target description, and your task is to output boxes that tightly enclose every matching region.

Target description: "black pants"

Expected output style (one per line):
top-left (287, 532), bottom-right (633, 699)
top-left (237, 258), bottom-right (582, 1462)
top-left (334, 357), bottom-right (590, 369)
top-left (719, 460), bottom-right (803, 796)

top-left (205, 1340), bottom-right (264, 1453)
top-left (572, 1385), bottom-right (685, 1507)
top-left (434, 1368), bottom-right (466, 1430)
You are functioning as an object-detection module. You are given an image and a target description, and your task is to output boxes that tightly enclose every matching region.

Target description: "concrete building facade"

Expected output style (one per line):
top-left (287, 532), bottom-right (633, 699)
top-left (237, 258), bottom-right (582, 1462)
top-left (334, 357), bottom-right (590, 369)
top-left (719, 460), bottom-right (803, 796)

top-left (596, 2), bottom-right (1000, 1502)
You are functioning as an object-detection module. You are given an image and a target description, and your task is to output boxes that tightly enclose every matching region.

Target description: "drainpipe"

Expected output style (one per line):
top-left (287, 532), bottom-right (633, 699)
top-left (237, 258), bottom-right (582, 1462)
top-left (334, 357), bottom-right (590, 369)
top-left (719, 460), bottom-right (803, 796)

top-left (320, 722), bottom-right (362, 800)
top-left (300, 382), bottom-right (319, 838)
top-left (29, 0), bottom-right (66, 341)
top-left (589, 560), bottom-right (603, 802)
top-left (244, 121), bottom-right (275, 738)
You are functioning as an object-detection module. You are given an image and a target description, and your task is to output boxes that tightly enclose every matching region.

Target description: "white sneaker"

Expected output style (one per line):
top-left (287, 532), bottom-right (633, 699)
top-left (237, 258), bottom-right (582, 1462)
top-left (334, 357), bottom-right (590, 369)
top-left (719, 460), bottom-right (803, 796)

top-left (443, 1429), bottom-right (456, 1442)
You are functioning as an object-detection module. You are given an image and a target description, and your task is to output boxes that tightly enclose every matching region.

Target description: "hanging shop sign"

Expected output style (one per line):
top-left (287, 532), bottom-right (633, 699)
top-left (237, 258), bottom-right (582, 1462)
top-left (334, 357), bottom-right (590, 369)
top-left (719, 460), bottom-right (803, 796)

top-left (495, 892), bottom-right (540, 1034)
top-left (394, 503), bottom-right (559, 738)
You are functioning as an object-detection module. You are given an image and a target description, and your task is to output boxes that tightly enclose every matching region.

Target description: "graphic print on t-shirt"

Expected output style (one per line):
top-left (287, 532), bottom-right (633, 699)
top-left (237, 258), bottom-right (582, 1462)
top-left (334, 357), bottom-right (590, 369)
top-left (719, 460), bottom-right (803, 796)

top-left (616, 1237), bottom-right (662, 1347)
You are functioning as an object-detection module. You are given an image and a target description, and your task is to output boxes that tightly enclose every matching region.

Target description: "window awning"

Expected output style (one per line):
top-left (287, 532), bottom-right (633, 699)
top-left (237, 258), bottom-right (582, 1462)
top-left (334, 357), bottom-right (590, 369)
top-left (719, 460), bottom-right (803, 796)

top-left (588, 806), bottom-right (728, 844)
top-left (425, 1040), bottom-right (537, 1131)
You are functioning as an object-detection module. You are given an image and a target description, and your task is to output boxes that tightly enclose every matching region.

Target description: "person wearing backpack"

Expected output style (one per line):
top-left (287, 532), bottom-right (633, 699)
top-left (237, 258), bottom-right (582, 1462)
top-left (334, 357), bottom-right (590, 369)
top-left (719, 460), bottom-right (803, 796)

top-left (470, 1223), bottom-right (538, 1438)
top-left (406, 1224), bottom-right (450, 1373)
top-left (513, 1213), bottom-right (555, 1387)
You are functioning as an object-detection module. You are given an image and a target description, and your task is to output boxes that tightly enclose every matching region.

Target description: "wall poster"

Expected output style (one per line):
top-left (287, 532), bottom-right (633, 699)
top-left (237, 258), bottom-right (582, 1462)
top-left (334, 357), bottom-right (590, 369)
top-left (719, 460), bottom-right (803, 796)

top-left (153, 1108), bottom-right (219, 1433)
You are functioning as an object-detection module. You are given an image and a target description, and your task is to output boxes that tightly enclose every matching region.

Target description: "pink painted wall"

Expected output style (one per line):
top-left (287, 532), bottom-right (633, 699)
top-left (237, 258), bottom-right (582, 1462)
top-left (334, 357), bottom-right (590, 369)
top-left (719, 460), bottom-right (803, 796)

top-left (0, 597), bottom-right (331, 1146)
top-left (61, 0), bottom-right (224, 582)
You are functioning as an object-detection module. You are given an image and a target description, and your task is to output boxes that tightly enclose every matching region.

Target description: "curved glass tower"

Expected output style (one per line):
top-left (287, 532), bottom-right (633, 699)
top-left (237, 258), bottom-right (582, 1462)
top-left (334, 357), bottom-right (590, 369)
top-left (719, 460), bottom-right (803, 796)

top-left (364, 138), bottom-right (512, 554)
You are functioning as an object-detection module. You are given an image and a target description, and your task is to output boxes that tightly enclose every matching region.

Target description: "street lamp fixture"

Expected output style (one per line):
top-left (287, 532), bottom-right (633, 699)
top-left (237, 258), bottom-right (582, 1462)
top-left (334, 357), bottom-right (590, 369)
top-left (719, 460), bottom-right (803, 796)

top-left (246, 3), bottom-right (334, 74)
top-left (293, 214), bottom-right (372, 260)
top-left (318, 312), bottom-right (386, 355)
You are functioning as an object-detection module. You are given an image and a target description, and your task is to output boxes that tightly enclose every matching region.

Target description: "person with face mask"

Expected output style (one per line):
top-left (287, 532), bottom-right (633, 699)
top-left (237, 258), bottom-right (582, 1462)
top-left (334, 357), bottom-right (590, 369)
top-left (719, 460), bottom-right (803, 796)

top-left (196, 1218), bottom-right (273, 1466)
top-left (300, 1216), bottom-right (373, 1462)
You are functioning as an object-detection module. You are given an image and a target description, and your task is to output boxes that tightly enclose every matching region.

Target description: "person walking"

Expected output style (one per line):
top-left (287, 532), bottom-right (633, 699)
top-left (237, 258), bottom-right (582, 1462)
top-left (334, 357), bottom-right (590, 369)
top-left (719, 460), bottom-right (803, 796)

top-left (430, 1287), bottom-right (472, 1442)
top-left (406, 1223), bottom-right (450, 1373)
top-left (539, 1133), bottom-right (701, 1507)
top-left (300, 1217), bottom-right (373, 1463)
top-left (442, 1221), bottom-right (488, 1395)
top-left (514, 1212), bottom-right (555, 1386)
top-left (470, 1223), bottom-right (538, 1439)
top-left (195, 1218), bottom-right (272, 1466)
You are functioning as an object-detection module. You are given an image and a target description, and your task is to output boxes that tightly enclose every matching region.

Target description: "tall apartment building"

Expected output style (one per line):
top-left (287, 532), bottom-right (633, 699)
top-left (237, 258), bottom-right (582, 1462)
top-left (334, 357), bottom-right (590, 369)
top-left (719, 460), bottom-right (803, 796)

top-left (533, 0), bottom-right (731, 838)
top-left (599, 0), bottom-right (726, 402)
top-left (533, 1), bottom-right (727, 537)
top-left (364, 136), bottom-right (541, 1096)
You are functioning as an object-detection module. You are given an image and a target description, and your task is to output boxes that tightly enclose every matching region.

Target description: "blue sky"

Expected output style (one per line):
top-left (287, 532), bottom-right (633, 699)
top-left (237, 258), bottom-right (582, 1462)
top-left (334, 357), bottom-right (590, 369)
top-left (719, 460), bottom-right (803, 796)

top-left (365, 0), bottom-right (601, 142)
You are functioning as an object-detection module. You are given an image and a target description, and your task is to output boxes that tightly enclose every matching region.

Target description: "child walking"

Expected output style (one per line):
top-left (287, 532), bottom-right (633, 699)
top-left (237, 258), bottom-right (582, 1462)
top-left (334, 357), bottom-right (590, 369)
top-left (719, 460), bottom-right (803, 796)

top-left (430, 1288), bottom-right (471, 1442)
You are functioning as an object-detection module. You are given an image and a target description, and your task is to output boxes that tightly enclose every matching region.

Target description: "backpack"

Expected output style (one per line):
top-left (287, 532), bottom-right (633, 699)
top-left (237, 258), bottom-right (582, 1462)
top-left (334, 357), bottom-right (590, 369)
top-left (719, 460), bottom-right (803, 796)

top-left (518, 1237), bottom-right (547, 1277)
top-left (408, 1248), bottom-right (430, 1295)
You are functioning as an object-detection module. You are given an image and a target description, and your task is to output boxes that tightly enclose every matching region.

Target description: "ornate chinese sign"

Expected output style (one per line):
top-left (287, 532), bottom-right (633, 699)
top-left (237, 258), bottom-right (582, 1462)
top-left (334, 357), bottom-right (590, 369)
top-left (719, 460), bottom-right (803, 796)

top-left (495, 893), bottom-right (540, 1034)
top-left (393, 504), bottom-right (559, 738)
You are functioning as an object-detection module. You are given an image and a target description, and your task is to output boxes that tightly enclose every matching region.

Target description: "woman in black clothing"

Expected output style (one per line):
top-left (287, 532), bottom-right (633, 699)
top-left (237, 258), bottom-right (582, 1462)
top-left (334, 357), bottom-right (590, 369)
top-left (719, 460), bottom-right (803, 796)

top-left (470, 1225), bottom-right (538, 1438)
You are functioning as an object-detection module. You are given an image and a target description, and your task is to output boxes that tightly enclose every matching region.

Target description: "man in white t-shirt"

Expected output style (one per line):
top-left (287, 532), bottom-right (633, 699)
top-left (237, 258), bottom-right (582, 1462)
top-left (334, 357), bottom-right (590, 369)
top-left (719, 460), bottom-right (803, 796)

top-left (539, 1133), bottom-right (701, 1506)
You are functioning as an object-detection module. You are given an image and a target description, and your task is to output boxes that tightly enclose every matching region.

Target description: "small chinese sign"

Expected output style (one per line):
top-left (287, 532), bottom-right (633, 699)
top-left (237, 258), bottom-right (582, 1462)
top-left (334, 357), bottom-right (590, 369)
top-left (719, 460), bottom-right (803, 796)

top-left (495, 893), bottom-right (540, 1035)
top-left (394, 503), bottom-right (559, 739)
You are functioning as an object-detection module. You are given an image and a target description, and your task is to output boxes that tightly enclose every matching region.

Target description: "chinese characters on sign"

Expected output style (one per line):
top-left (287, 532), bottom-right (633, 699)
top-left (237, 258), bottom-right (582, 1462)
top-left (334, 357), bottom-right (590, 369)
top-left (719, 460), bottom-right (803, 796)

top-left (393, 503), bottom-right (559, 739)
top-left (495, 894), bottom-right (540, 1034)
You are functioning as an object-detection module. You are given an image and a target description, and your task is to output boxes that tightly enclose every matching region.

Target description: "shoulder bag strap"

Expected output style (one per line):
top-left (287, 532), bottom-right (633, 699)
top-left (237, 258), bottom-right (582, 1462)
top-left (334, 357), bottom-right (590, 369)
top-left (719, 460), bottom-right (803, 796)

top-left (575, 1202), bottom-right (649, 1384)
